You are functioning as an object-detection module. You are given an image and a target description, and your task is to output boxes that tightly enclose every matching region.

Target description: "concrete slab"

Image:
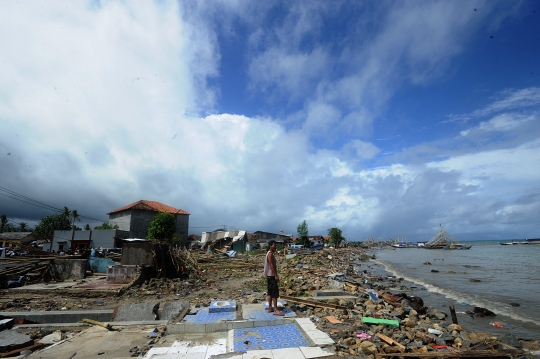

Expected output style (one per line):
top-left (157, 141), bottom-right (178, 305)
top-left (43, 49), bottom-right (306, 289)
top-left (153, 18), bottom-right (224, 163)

top-left (161, 301), bottom-right (190, 321)
top-left (112, 302), bottom-right (159, 322)
top-left (38, 330), bottom-right (62, 344)
top-left (0, 318), bottom-right (14, 331)
top-left (26, 324), bottom-right (157, 358)
top-left (11, 281), bottom-right (78, 290)
top-left (271, 347), bottom-right (304, 359)
top-left (242, 349), bottom-right (274, 359)
top-left (0, 330), bottom-right (33, 352)
top-left (0, 310), bottom-right (113, 324)
top-left (298, 346), bottom-right (334, 358)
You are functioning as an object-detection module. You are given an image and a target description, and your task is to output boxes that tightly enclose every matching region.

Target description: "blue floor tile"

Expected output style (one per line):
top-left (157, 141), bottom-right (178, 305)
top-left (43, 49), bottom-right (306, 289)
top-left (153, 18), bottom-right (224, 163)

top-left (242, 306), bottom-right (296, 320)
top-left (183, 308), bottom-right (236, 324)
top-left (233, 324), bottom-right (310, 351)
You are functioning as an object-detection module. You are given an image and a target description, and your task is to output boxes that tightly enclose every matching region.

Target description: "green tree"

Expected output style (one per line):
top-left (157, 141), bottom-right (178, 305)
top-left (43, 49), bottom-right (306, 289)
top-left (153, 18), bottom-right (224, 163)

top-left (94, 222), bottom-right (119, 230)
top-left (70, 209), bottom-right (81, 229)
top-left (0, 214), bottom-right (8, 232)
top-left (328, 227), bottom-right (345, 248)
top-left (33, 214), bottom-right (71, 240)
top-left (297, 220), bottom-right (310, 248)
top-left (84, 224), bottom-right (91, 230)
top-left (147, 212), bottom-right (177, 243)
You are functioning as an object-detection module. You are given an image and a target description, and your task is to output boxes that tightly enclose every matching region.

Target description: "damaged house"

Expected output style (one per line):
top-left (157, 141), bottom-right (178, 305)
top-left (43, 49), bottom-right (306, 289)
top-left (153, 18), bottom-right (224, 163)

top-left (107, 200), bottom-right (190, 243)
top-left (201, 229), bottom-right (247, 253)
top-left (251, 230), bottom-right (293, 248)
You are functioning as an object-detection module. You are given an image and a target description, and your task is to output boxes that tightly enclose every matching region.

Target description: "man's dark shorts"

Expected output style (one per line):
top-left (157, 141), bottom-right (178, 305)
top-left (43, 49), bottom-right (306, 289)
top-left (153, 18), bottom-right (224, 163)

top-left (266, 276), bottom-right (279, 299)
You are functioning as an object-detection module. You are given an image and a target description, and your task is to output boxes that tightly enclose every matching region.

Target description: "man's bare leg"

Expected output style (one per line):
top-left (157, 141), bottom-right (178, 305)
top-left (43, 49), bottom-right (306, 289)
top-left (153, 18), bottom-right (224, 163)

top-left (267, 295), bottom-right (274, 313)
top-left (273, 297), bottom-right (284, 316)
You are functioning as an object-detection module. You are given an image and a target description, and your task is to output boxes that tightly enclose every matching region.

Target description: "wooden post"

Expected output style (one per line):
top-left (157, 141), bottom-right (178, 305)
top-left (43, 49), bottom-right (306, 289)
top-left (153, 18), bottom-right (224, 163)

top-left (450, 305), bottom-right (458, 325)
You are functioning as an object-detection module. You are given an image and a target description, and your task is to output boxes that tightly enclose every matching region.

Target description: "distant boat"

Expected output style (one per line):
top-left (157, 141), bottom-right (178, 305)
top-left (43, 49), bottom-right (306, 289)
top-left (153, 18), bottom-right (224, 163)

top-left (423, 230), bottom-right (472, 250)
top-left (500, 240), bottom-right (529, 245)
top-left (526, 238), bottom-right (540, 244)
top-left (391, 242), bottom-right (418, 248)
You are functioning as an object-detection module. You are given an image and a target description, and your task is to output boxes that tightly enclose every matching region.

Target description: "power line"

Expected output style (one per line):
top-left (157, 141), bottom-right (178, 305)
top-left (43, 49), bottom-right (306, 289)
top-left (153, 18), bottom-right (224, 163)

top-left (0, 185), bottom-right (107, 223)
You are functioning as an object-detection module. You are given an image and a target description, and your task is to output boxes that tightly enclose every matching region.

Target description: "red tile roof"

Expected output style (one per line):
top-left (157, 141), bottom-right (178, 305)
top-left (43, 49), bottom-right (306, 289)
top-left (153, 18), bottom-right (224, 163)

top-left (107, 200), bottom-right (190, 215)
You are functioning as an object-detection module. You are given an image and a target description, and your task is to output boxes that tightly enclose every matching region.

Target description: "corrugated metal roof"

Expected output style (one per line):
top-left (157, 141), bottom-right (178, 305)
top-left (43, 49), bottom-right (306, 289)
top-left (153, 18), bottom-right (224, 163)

top-left (0, 232), bottom-right (35, 240)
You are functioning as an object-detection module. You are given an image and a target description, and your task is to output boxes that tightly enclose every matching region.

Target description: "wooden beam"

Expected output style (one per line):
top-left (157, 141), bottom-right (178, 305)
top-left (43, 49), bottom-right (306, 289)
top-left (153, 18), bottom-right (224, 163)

top-left (376, 333), bottom-right (406, 351)
top-left (280, 295), bottom-right (347, 310)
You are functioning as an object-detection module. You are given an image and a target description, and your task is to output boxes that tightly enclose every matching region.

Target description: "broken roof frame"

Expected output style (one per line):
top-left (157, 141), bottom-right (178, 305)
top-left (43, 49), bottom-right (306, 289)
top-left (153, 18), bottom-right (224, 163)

top-left (425, 229), bottom-right (461, 247)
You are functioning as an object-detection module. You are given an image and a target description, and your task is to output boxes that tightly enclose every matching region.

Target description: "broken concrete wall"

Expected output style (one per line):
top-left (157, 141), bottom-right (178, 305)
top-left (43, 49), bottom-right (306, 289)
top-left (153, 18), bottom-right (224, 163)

top-left (107, 265), bottom-right (139, 283)
top-left (121, 241), bottom-right (153, 266)
top-left (51, 259), bottom-right (86, 280)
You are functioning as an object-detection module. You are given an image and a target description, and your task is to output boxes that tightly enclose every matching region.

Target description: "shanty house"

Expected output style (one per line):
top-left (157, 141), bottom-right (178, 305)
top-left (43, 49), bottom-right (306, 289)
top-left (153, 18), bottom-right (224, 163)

top-left (0, 232), bottom-right (40, 248)
top-left (251, 230), bottom-right (293, 247)
top-left (107, 200), bottom-right (190, 241)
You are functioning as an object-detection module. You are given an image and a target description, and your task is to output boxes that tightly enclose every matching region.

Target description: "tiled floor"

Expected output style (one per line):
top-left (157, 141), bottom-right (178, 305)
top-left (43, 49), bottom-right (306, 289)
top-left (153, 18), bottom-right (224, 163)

top-left (184, 308), bottom-right (237, 324)
top-left (242, 304), bottom-right (296, 321)
top-left (144, 339), bottom-right (227, 359)
top-left (233, 324), bottom-right (310, 352)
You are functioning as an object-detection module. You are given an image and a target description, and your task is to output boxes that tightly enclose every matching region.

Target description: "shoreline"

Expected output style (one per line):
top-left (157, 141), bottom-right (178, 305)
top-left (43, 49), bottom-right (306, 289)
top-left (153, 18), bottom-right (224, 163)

top-left (370, 247), bottom-right (540, 341)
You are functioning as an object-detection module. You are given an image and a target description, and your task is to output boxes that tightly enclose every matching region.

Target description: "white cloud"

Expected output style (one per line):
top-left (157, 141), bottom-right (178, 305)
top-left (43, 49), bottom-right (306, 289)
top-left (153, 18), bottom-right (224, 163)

top-left (0, 1), bottom-right (538, 242)
top-left (448, 87), bottom-right (540, 123)
top-left (460, 113), bottom-right (535, 136)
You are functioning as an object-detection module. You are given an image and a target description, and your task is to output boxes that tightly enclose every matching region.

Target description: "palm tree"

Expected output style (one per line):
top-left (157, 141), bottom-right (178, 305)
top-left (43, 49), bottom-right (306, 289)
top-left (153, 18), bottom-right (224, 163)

top-left (71, 209), bottom-right (81, 228)
top-left (18, 222), bottom-right (28, 232)
top-left (61, 206), bottom-right (71, 219)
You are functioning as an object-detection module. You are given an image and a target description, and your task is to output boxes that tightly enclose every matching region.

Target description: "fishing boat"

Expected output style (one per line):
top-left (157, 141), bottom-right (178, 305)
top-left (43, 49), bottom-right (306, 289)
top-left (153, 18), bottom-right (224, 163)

top-left (390, 239), bottom-right (419, 248)
top-left (499, 240), bottom-right (529, 245)
top-left (526, 238), bottom-right (540, 244)
top-left (423, 230), bottom-right (472, 250)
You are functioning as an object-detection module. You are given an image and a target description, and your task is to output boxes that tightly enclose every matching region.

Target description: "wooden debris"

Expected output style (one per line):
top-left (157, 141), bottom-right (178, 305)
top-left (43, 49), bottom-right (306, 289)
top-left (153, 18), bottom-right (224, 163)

top-left (376, 333), bottom-right (405, 351)
top-left (80, 318), bottom-right (113, 331)
top-left (375, 349), bottom-right (524, 358)
top-left (326, 315), bottom-right (342, 324)
top-left (0, 343), bottom-right (45, 358)
top-left (280, 295), bottom-right (347, 310)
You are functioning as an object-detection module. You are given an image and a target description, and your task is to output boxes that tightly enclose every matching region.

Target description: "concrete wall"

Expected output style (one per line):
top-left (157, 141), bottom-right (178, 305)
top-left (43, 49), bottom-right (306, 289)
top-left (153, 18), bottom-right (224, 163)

top-left (49, 230), bottom-right (73, 252)
top-left (90, 230), bottom-right (116, 249)
top-left (129, 210), bottom-right (156, 239)
top-left (72, 231), bottom-right (91, 240)
top-left (175, 214), bottom-right (189, 240)
top-left (52, 259), bottom-right (86, 280)
top-left (108, 212), bottom-right (131, 232)
top-left (121, 241), bottom-right (154, 266)
top-left (107, 265), bottom-right (139, 283)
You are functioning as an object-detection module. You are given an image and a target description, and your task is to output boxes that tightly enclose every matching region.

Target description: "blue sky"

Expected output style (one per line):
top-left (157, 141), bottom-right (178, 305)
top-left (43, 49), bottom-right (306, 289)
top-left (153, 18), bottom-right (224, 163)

top-left (0, 1), bottom-right (539, 241)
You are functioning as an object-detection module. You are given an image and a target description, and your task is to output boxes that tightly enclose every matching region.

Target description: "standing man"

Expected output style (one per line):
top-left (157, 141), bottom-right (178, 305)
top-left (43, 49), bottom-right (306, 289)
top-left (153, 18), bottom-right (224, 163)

top-left (264, 240), bottom-right (284, 316)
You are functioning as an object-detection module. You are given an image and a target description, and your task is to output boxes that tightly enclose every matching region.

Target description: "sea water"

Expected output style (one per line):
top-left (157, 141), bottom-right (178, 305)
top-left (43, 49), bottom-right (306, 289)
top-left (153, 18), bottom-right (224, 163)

top-left (361, 240), bottom-right (540, 340)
